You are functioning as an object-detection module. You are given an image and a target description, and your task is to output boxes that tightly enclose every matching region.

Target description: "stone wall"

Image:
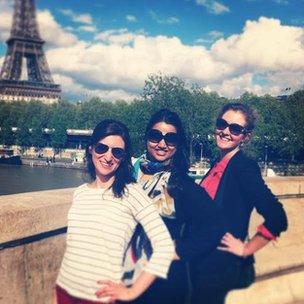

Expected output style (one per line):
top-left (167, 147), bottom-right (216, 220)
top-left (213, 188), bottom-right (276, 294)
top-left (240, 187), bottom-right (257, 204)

top-left (0, 189), bottom-right (72, 304)
top-left (0, 178), bottom-right (304, 304)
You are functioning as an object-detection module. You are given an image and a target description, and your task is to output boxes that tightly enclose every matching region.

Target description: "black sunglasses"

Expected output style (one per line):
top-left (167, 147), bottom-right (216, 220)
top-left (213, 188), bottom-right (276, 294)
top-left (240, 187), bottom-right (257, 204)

top-left (94, 143), bottom-right (125, 159)
top-left (147, 129), bottom-right (179, 147)
top-left (216, 118), bottom-right (247, 136)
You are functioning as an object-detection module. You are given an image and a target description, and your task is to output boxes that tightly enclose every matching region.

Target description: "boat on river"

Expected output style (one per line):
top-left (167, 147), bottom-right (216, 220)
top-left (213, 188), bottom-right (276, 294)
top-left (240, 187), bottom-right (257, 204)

top-left (188, 159), bottom-right (210, 180)
top-left (0, 148), bottom-right (22, 165)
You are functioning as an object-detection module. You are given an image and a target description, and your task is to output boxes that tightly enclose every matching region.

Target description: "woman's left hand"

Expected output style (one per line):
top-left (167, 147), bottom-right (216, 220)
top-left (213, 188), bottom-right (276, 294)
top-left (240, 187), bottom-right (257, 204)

top-left (95, 280), bottom-right (134, 302)
top-left (217, 232), bottom-right (246, 257)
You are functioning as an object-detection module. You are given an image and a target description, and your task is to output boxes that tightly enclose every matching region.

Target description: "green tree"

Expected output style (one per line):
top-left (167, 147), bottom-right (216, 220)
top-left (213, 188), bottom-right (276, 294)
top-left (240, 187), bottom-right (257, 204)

top-left (15, 117), bottom-right (31, 148)
top-left (29, 117), bottom-right (46, 148)
top-left (282, 90), bottom-right (304, 161)
top-left (76, 98), bottom-right (115, 129)
top-left (0, 123), bottom-right (15, 146)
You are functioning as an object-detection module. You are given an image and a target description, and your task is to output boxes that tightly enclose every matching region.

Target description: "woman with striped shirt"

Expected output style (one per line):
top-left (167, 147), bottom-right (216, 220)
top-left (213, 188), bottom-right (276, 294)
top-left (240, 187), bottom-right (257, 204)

top-left (55, 119), bottom-right (174, 304)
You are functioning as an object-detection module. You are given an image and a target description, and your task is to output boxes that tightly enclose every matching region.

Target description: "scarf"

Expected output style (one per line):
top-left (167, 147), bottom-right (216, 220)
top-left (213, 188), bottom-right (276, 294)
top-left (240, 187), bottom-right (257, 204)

top-left (138, 153), bottom-right (171, 175)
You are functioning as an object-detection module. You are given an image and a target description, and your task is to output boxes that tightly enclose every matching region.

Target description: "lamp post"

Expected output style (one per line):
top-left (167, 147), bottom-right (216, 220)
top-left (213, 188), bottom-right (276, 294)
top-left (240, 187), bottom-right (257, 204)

top-left (264, 144), bottom-right (268, 177)
top-left (199, 142), bottom-right (203, 162)
top-left (263, 135), bottom-right (269, 177)
top-left (190, 134), bottom-right (200, 164)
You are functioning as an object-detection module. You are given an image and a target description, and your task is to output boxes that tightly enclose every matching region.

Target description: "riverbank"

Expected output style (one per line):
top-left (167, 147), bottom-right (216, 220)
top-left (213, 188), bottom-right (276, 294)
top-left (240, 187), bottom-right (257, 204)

top-left (21, 157), bottom-right (85, 170)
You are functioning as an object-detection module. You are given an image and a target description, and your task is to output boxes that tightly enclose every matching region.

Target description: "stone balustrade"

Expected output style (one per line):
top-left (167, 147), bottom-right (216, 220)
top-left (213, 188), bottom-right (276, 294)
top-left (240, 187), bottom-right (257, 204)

top-left (0, 177), bottom-right (304, 304)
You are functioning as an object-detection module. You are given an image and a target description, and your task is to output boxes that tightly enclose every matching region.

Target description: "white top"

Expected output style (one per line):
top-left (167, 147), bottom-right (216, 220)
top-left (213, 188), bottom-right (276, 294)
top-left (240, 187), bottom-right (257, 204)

top-left (57, 183), bottom-right (174, 302)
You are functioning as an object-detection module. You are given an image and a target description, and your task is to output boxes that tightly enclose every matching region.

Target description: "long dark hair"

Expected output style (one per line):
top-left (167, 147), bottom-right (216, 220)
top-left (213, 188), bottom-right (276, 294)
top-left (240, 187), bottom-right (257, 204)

top-left (145, 108), bottom-right (190, 197)
top-left (86, 119), bottom-right (135, 198)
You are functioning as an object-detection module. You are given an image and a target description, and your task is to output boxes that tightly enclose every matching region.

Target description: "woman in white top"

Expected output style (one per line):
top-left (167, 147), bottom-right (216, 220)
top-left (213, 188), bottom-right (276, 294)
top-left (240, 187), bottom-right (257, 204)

top-left (55, 119), bottom-right (174, 304)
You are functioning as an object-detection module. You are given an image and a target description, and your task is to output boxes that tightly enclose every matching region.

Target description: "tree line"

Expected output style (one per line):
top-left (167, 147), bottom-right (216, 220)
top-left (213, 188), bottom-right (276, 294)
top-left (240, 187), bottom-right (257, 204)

top-left (0, 74), bottom-right (303, 163)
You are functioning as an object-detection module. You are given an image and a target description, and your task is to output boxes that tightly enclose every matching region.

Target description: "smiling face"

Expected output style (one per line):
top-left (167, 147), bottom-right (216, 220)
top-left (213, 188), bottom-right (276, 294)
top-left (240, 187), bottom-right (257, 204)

top-left (147, 122), bottom-right (177, 163)
top-left (215, 110), bottom-right (248, 156)
top-left (90, 135), bottom-right (125, 181)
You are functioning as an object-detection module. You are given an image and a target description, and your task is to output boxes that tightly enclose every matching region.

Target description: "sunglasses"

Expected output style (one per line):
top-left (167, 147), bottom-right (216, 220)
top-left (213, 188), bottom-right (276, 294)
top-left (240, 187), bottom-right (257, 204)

top-left (147, 129), bottom-right (179, 147)
top-left (93, 143), bottom-right (125, 159)
top-left (216, 118), bottom-right (247, 136)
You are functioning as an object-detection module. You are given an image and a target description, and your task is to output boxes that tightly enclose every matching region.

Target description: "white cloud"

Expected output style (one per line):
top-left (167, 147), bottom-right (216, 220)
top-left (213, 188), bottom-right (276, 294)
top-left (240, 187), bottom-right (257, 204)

top-left (59, 9), bottom-right (93, 25)
top-left (94, 28), bottom-right (139, 46)
top-left (196, 0), bottom-right (230, 15)
top-left (47, 32), bottom-right (232, 96)
top-left (211, 17), bottom-right (304, 72)
top-left (196, 30), bottom-right (224, 44)
top-left (263, 70), bottom-right (304, 95)
top-left (37, 10), bottom-right (79, 47)
top-left (53, 74), bottom-right (137, 102)
top-left (209, 30), bottom-right (224, 39)
top-left (149, 11), bottom-right (180, 24)
top-left (126, 15), bottom-right (137, 22)
top-left (166, 17), bottom-right (180, 25)
top-left (212, 73), bottom-right (263, 97)
top-left (77, 25), bottom-right (97, 33)
top-left (26, 16), bottom-right (304, 99)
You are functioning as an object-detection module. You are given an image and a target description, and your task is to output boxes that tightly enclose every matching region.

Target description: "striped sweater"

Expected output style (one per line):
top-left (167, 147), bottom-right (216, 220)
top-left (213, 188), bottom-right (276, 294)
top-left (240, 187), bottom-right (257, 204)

top-left (56, 183), bottom-right (174, 302)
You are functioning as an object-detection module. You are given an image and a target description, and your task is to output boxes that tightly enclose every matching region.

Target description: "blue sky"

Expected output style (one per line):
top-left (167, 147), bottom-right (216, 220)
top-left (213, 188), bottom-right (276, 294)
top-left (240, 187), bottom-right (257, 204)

top-left (38, 0), bottom-right (304, 45)
top-left (0, 0), bottom-right (303, 101)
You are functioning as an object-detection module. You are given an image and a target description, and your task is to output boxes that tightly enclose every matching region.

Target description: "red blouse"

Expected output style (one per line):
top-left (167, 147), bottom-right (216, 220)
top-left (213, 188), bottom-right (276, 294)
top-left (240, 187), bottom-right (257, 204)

top-left (200, 156), bottom-right (230, 200)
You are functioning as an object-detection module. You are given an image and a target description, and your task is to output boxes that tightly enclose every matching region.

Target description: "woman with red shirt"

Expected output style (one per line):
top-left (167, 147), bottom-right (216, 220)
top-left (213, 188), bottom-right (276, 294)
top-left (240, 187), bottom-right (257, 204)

top-left (190, 103), bottom-right (288, 304)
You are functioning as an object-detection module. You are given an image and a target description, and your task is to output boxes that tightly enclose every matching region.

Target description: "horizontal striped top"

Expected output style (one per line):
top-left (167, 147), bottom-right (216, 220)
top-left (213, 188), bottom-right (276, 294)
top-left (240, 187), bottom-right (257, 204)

top-left (57, 183), bottom-right (174, 302)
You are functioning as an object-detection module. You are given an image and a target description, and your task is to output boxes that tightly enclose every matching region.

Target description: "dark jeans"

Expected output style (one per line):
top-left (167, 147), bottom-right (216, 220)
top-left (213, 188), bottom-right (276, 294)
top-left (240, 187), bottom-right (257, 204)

top-left (191, 262), bottom-right (255, 304)
top-left (129, 260), bottom-right (189, 304)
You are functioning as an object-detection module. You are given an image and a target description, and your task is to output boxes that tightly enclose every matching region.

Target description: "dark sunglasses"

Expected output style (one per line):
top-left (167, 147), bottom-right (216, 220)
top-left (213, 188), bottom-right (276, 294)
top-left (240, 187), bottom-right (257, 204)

top-left (94, 143), bottom-right (125, 159)
top-left (216, 118), bottom-right (247, 136)
top-left (147, 129), bottom-right (179, 147)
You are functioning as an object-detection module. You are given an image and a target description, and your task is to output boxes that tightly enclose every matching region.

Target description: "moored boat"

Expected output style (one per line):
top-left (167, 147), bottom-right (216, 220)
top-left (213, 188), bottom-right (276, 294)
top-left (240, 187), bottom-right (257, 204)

top-left (0, 148), bottom-right (22, 165)
top-left (188, 159), bottom-right (210, 180)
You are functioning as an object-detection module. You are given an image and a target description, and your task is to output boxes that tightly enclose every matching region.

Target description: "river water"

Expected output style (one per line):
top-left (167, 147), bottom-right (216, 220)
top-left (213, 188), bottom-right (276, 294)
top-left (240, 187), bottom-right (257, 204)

top-left (0, 164), bottom-right (86, 196)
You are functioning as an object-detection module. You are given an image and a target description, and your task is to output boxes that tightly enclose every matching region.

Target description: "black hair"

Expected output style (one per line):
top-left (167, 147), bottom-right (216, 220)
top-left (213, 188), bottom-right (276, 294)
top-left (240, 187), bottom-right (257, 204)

top-left (85, 119), bottom-right (135, 198)
top-left (145, 108), bottom-right (190, 197)
top-left (217, 103), bottom-right (257, 133)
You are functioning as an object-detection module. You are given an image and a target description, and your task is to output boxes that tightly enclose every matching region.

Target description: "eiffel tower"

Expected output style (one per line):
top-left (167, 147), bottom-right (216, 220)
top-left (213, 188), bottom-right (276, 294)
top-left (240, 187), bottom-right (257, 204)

top-left (0, 0), bottom-right (61, 104)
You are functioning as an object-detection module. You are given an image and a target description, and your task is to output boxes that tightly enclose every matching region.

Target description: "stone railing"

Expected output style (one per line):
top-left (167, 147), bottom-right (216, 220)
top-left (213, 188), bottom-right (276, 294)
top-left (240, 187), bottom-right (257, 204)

top-left (0, 189), bottom-right (72, 304)
top-left (1, 177), bottom-right (304, 304)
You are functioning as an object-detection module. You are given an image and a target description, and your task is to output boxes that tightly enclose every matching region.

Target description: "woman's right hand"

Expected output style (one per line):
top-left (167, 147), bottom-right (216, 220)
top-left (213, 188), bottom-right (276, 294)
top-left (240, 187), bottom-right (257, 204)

top-left (95, 280), bottom-right (135, 302)
top-left (217, 232), bottom-right (246, 257)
